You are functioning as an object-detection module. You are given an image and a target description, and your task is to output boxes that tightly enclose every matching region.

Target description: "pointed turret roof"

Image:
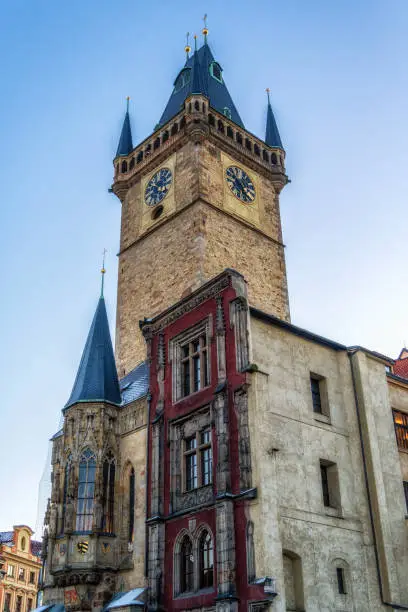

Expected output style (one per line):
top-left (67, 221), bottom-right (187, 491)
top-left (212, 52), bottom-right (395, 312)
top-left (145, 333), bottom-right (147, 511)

top-left (159, 40), bottom-right (244, 128)
top-left (65, 297), bottom-right (121, 409)
top-left (116, 98), bottom-right (133, 157)
top-left (265, 89), bottom-right (283, 149)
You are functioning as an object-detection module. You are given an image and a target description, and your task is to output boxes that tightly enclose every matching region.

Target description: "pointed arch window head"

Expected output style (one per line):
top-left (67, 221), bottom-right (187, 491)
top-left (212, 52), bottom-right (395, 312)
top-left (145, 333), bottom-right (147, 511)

top-left (174, 68), bottom-right (191, 93)
top-left (199, 531), bottom-right (214, 589)
top-left (76, 448), bottom-right (96, 533)
top-left (102, 451), bottom-right (115, 534)
top-left (180, 535), bottom-right (194, 593)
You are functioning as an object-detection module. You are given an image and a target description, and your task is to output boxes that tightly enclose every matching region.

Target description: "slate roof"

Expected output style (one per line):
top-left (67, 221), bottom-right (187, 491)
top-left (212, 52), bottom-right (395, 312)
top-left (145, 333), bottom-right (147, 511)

top-left (65, 297), bottom-right (121, 409)
top-left (120, 361), bottom-right (149, 406)
top-left (265, 94), bottom-right (283, 149)
top-left (116, 108), bottom-right (133, 157)
top-left (103, 588), bottom-right (147, 610)
top-left (0, 531), bottom-right (14, 546)
top-left (159, 41), bottom-right (244, 128)
top-left (31, 540), bottom-right (42, 557)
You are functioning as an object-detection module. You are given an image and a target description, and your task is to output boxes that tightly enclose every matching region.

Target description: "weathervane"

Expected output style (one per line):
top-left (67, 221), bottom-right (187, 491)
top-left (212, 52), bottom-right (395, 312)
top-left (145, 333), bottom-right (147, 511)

top-left (202, 13), bottom-right (208, 39)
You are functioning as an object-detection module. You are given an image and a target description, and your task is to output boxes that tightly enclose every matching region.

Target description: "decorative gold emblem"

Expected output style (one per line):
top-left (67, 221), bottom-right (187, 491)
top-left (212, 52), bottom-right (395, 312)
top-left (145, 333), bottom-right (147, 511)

top-left (101, 542), bottom-right (111, 554)
top-left (77, 541), bottom-right (88, 554)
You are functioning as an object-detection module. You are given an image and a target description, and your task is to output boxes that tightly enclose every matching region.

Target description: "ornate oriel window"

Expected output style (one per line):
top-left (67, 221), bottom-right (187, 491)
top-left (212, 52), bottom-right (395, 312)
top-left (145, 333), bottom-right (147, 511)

top-left (184, 429), bottom-right (212, 491)
top-left (76, 448), bottom-right (96, 532)
top-left (102, 451), bottom-right (115, 533)
top-left (128, 467), bottom-right (135, 544)
top-left (60, 454), bottom-right (72, 534)
top-left (199, 531), bottom-right (214, 588)
top-left (180, 536), bottom-right (194, 593)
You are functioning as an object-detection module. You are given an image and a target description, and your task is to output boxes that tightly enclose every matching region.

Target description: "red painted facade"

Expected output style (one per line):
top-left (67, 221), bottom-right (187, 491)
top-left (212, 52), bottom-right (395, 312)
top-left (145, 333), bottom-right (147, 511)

top-left (144, 271), bottom-right (270, 611)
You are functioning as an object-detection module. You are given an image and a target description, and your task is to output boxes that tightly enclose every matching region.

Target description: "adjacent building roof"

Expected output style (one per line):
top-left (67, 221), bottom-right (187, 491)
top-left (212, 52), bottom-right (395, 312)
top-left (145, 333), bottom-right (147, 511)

top-left (120, 361), bottom-right (149, 406)
top-left (159, 41), bottom-right (244, 128)
top-left (31, 540), bottom-right (42, 557)
top-left (0, 531), bottom-right (14, 546)
top-left (65, 297), bottom-right (121, 409)
top-left (394, 348), bottom-right (408, 379)
top-left (103, 589), bottom-right (147, 610)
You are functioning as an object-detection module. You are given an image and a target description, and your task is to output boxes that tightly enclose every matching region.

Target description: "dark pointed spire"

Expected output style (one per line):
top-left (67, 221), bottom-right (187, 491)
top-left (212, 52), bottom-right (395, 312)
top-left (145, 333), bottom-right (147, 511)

top-left (65, 293), bottom-right (121, 409)
top-left (191, 36), bottom-right (203, 94)
top-left (115, 97), bottom-right (133, 157)
top-left (265, 88), bottom-right (283, 149)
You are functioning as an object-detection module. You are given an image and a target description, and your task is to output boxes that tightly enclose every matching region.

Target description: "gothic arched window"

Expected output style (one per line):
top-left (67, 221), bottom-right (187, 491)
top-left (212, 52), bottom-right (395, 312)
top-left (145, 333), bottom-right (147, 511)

top-left (60, 455), bottom-right (72, 534)
top-left (102, 451), bottom-right (115, 533)
top-left (199, 531), bottom-right (213, 589)
top-left (76, 448), bottom-right (96, 532)
top-left (180, 536), bottom-right (194, 594)
top-left (128, 467), bottom-right (135, 544)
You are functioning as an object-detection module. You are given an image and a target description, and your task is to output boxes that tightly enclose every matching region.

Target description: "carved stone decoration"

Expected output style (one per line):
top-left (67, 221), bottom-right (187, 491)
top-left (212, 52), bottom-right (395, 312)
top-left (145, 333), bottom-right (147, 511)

top-left (65, 498), bottom-right (74, 533)
top-left (214, 393), bottom-right (231, 494)
top-left (49, 503), bottom-right (58, 538)
top-left (157, 333), bottom-right (165, 414)
top-left (230, 297), bottom-right (249, 372)
top-left (148, 523), bottom-right (165, 610)
top-left (216, 296), bottom-right (227, 385)
top-left (234, 388), bottom-right (253, 491)
top-left (151, 420), bottom-right (163, 516)
top-left (246, 521), bottom-right (256, 583)
top-left (216, 500), bottom-right (237, 600)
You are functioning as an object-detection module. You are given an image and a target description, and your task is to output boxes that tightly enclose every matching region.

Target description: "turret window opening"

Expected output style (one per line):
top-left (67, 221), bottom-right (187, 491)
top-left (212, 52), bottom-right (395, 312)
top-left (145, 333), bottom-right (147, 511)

top-left (217, 120), bottom-right (224, 134)
top-left (102, 451), bottom-right (115, 533)
top-left (60, 454), bottom-right (72, 534)
top-left (262, 150), bottom-right (269, 162)
top-left (128, 467), bottom-right (135, 544)
top-left (153, 137), bottom-right (160, 151)
top-left (236, 132), bottom-right (243, 145)
top-left (171, 123), bottom-right (178, 136)
top-left (271, 152), bottom-right (277, 165)
top-left (194, 100), bottom-right (200, 111)
top-left (227, 126), bottom-right (233, 139)
top-left (137, 150), bottom-right (143, 164)
top-left (245, 138), bottom-right (252, 151)
top-left (76, 448), bottom-right (96, 532)
top-left (254, 144), bottom-right (260, 156)
top-left (208, 114), bottom-right (215, 127)
top-left (162, 131), bottom-right (169, 144)
top-left (209, 61), bottom-right (223, 83)
top-left (145, 144), bottom-right (151, 156)
top-left (174, 68), bottom-right (191, 93)
top-left (129, 157), bottom-right (135, 170)
top-left (180, 536), bottom-right (194, 593)
top-left (199, 531), bottom-right (214, 588)
top-left (121, 160), bottom-right (128, 173)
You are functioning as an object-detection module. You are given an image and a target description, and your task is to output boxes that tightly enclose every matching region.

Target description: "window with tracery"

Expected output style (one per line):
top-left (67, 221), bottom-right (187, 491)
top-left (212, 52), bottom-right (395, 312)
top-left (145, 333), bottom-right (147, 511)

top-left (102, 451), bottom-right (115, 533)
top-left (199, 531), bottom-right (214, 588)
top-left (180, 536), bottom-right (194, 593)
top-left (76, 448), bottom-right (96, 532)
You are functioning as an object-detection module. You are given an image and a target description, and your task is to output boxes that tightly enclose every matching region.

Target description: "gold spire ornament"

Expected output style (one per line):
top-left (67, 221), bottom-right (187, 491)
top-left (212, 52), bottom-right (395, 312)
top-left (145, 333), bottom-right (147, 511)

top-left (202, 13), bottom-right (208, 38)
top-left (185, 32), bottom-right (191, 58)
top-left (101, 248), bottom-right (107, 297)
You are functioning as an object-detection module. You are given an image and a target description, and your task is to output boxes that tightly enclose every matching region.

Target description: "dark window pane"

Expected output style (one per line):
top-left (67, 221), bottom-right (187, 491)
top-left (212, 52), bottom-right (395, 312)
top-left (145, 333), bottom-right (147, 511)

top-left (311, 377), bottom-right (322, 413)
top-left (320, 464), bottom-right (330, 507)
top-left (180, 537), bottom-right (194, 593)
top-left (336, 567), bottom-right (346, 594)
top-left (193, 355), bottom-right (201, 392)
top-left (186, 453), bottom-right (197, 491)
top-left (199, 532), bottom-right (214, 589)
top-left (183, 360), bottom-right (190, 397)
top-left (393, 410), bottom-right (408, 450)
top-left (202, 447), bottom-right (212, 486)
top-left (193, 339), bottom-right (200, 353)
top-left (201, 430), bottom-right (211, 445)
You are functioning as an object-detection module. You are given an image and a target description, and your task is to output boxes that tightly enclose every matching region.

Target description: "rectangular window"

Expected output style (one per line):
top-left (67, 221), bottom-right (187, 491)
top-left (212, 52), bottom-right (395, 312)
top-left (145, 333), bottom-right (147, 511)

top-left (4, 593), bottom-right (11, 612)
top-left (320, 460), bottom-right (340, 509)
top-left (18, 568), bottom-right (25, 581)
top-left (7, 564), bottom-right (14, 578)
top-left (311, 377), bottom-right (322, 413)
top-left (403, 481), bottom-right (408, 514)
top-left (180, 334), bottom-right (209, 398)
top-left (26, 599), bottom-right (33, 612)
top-left (29, 571), bottom-right (35, 584)
top-left (393, 409), bottom-right (408, 451)
top-left (184, 429), bottom-right (213, 491)
top-left (336, 567), bottom-right (346, 594)
top-left (16, 596), bottom-right (22, 612)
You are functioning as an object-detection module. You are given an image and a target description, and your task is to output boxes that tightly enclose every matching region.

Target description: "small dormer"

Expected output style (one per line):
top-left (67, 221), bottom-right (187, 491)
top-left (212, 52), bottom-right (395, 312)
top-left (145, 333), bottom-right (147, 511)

top-left (13, 525), bottom-right (33, 554)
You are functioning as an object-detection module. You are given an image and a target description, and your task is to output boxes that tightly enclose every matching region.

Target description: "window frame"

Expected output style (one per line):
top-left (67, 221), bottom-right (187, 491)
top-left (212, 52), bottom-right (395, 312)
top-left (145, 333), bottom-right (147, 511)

top-left (174, 526), bottom-right (215, 598)
top-left (75, 448), bottom-right (96, 533)
top-left (18, 567), bottom-right (25, 582)
top-left (7, 564), bottom-right (15, 578)
top-left (319, 459), bottom-right (341, 512)
top-left (336, 566), bottom-right (347, 594)
top-left (183, 428), bottom-right (213, 492)
top-left (209, 61), bottom-right (223, 83)
top-left (29, 571), bottom-right (35, 585)
top-left (310, 373), bottom-right (330, 419)
top-left (170, 319), bottom-right (212, 403)
top-left (199, 530), bottom-right (214, 589)
top-left (393, 409), bottom-right (408, 451)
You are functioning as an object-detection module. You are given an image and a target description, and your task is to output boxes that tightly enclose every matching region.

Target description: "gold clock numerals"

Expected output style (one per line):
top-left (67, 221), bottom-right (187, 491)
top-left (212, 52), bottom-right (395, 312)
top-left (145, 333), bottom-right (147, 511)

top-left (225, 166), bottom-right (255, 203)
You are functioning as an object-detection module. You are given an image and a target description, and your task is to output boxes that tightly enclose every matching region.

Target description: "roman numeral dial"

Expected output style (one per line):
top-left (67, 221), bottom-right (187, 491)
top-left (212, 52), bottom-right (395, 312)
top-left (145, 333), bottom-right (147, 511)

top-left (145, 167), bottom-right (173, 207)
top-left (225, 166), bottom-right (256, 204)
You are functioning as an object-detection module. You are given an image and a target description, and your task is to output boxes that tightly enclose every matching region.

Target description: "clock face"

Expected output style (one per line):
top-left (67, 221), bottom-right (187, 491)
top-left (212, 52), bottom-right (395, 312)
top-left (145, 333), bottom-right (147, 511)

top-left (145, 168), bottom-right (173, 207)
top-left (225, 166), bottom-right (256, 204)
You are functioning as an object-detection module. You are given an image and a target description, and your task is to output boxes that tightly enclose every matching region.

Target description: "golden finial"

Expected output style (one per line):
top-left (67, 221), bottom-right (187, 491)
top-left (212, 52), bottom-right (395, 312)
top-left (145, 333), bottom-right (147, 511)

top-left (202, 13), bottom-right (208, 38)
top-left (100, 248), bottom-right (107, 297)
top-left (185, 32), bottom-right (191, 57)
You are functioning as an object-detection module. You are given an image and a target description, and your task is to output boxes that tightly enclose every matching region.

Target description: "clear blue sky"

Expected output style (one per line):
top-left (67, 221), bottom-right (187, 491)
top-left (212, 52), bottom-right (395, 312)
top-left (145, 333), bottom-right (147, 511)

top-left (1, 0), bottom-right (407, 531)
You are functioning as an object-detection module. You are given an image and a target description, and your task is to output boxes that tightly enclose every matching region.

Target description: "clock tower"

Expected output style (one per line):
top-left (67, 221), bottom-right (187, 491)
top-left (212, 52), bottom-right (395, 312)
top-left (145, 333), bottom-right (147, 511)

top-left (112, 34), bottom-right (289, 376)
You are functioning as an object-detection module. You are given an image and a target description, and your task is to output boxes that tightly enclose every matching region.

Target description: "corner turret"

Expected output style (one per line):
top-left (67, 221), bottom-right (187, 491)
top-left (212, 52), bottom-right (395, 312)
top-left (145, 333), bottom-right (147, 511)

top-left (115, 97), bottom-right (133, 157)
